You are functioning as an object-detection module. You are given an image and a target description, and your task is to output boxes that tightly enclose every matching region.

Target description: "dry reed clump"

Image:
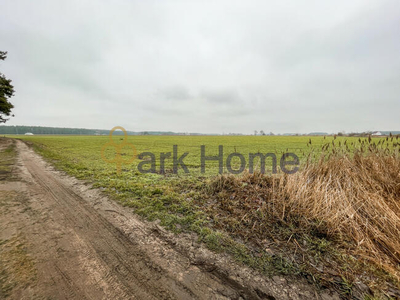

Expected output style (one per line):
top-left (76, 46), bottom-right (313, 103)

top-left (284, 149), bottom-right (400, 277)
top-left (205, 138), bottom-right (400, 282)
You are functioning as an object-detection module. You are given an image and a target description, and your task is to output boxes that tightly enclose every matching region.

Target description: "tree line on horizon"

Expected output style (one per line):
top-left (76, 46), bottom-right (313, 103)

top-left (0, 125), bottom-right (186, 136)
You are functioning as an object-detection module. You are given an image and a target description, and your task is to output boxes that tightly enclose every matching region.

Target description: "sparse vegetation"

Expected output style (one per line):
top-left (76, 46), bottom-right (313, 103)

top-left (0, 234), bottom-right (36, 298)
top-left (0, 139), bottom-right (16, 180)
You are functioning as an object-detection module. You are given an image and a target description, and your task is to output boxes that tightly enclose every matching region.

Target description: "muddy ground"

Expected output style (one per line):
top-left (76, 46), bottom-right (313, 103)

top-left (0, 138), bottom-right (340, 299)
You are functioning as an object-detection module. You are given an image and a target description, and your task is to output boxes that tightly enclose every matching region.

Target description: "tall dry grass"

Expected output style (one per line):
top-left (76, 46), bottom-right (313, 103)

top-left (206, 137), bottom-right (400, 281)
top-left (282, 144), bottom-right (400, 278)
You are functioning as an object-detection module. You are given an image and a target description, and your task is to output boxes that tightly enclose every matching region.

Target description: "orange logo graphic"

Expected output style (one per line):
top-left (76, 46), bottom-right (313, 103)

top-left (101, 126), bottom-right (137, 173)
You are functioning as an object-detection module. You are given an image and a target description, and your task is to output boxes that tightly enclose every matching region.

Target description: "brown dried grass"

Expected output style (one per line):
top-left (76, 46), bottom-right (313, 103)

top-left (206, 139), bottom-right (400, 281)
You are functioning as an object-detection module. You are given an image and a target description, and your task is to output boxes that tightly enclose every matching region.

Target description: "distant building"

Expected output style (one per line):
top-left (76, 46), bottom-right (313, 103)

top-left (372, 131), bottom-right (382, 136)
top-left (24, 132), bottom-right (34, 136)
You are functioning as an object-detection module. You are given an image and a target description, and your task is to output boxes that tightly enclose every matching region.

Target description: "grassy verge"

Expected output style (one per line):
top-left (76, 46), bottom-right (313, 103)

top-left (0, 234), bottom-right (37, 298)
top-left (0, 139), bottom-right (17, 180)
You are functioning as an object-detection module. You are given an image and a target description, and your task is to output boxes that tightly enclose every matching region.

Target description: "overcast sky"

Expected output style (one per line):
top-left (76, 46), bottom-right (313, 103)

top-left (1, 0), bottom-right (399, 134)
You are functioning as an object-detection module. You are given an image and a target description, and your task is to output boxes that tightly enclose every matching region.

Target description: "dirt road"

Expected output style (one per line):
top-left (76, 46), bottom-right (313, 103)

top-left (0, 138), bottom-right (339, 300)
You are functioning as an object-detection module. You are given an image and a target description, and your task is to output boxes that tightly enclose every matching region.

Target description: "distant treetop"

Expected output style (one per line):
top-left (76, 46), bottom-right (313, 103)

top-left (0, 51), bottom-right (15, 123)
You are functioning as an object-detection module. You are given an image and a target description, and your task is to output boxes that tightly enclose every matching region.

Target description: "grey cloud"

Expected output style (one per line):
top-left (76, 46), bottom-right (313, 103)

top-left (0, 0), bottom-right (399, 134)
top-left (200, 89), bottom-right (241, 104)
top-left (158, 86), bottom-right (192, 101)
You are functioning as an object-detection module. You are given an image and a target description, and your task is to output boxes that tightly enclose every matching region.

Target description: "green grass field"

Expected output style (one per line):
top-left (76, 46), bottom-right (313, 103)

top-left (16, 134), bottom-right (349, 174)
top-left (13, 134), bottom-right (353, 218)
top-left (13, 134), bottom-right (333, 230)
top-left (10, 134), bottom-right (399, 297)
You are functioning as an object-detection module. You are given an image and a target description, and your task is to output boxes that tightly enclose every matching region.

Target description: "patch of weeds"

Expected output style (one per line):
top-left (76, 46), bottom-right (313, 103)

top-left (341, 276), bottom-right (354, 293)
top-left (304, 235), bottom-right (331, 258)
top-left (0, 235), bottom-right (36, 298)
top-left (0, 140), bottom-right (17, 180)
